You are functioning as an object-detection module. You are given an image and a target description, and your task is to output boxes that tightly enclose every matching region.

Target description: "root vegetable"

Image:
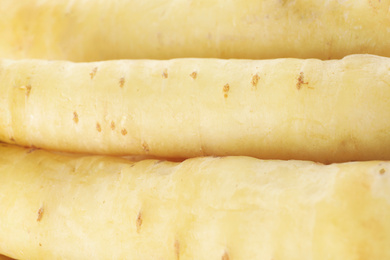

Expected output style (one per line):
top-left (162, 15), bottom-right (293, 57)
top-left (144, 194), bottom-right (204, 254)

top-left (1, 0), bottom-right (390, 61)
top-left (0, 143), bottom-right (389, 259)
top-left (1, 54), bottom-right (390, 162)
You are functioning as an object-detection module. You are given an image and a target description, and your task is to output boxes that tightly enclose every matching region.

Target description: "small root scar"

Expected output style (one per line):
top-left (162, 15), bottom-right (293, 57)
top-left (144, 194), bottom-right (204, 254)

top-left (26, 85), bottom-right (32, 96)
top-left (110, 121), bottom-right (115, 130)
top-left (251, 74), bottom-right (260, 89)
top-left (20, 84), bottom-right (32, 97)
top-left (142, 141), bottom-right (150, 152)
top-left (73, 112), bottom-right (79, 124)
top-left (174, 240), bottom-right (180, 260)
top-left (136, 211), bottom-right (143, 233)
top-left (90, 67), bottom-right (98, 79)
top-left (380, 168), bottom-right (386, 175)
top-left (223, 83), bottom-right (230, 98)
top-left (296, 72), bottom-right (312, 90)
top-left (96, 122), bottom-right (102, 132)
top-left (154, 160), bottom-right (166, 165)
top-left (37, 206), bottom-right (44, 222)
top-left (190, 71), bottom-right (197, 79)
top-left (119, 77), bottom-right (125, 88)
top-left (221, 251), bottom-right (229, 260)
top-left (162, 68), bottom-right (168, 79)
top-left (121, 128), bottom-right (128, 136)
top-left (27, 147), bottom-right (39, 154)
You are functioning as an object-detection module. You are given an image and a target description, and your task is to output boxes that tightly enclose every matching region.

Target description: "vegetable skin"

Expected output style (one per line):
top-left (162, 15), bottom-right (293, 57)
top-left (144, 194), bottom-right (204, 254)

top-left (1, 54), bottom-right (390, 162)
top-left (1, 0), bottom-right (390, 61)
top-left (0, 143), bottom-right (389, 259)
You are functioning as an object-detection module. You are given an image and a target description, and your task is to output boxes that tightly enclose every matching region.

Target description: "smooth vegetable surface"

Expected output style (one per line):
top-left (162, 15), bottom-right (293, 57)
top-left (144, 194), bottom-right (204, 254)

top-left (0, 0), bottom-right (390, 61)
top-left (0, 143), bottom-right (389, 259)
top-left (1, 54), bottom-right (390, 162)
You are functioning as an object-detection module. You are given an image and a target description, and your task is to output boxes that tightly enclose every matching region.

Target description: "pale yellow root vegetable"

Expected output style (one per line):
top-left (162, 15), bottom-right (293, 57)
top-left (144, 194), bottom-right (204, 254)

top-left (0, 143), bottom-right (389, 259)
top-left (0, 0), bottom-right (390, 61)
top-left (1, 54), bottom-right (390, 162)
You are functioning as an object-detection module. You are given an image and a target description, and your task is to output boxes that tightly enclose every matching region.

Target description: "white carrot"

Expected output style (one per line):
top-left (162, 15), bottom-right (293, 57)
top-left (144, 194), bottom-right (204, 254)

top-left (0, 0), bottom-right (390, 61)
top-left (0, 143), bottom-right (389, 259)
top-left (1, 54), bottom-right (390, 162)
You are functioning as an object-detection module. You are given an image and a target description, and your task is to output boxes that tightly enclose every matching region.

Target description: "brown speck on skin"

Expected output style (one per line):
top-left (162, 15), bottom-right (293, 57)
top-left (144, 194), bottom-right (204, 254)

top-left (154, 160), bottom-right (166, 165)
top-left (162, 68), bottom-right (168, 79)
top-left (190, 71), bottom-right (197, 79)
top-left (27, 147), bottom-right (38, 154)
top-left (121, 128), bottom-right (128, 136)
top-left (26, 85), bottom-right (31, 97)
top-left (223, 83), bottom-right (230, 98)
top-left (296, 72), bottom-right (309, 90)
top-left (110, 121), bottom-right (116, 130)
top-left (39, 243), bottom-right (42, 247)
top-left (222, 251), bottom-right (229, 260)
top-left (9, 137), bottom-right (15, 142)
top-left (136, 211), bottom-right (143, 233)
top-left (119, 77), bottom-right (125, 88)
top-left (73, 112), bottom-right (79, 124)
top-left (142, 141), bottom-right (150, 152)
top-left (96, 122), bottom-right (102, 132)
top-left (37, 207), bottom-right (44, 222)
top-left (380, 168), bottom-right (386, 175)
top-left (251, 74), bottom-right (260, 89)
top-left (174, 240), bottom-right (180, 260)
top-left (22, 84), bottom-right (32, 97)
top-left (90, 67), bottom-right (98, 79)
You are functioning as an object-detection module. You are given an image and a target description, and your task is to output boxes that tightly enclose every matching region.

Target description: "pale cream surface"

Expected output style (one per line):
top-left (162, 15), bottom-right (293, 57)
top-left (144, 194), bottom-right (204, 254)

top-left (0, 144), bottom-right (389, 259)
top-left (0, 55), bottom-right (390, 162)
top-left (0, 0), bottom-right (389, 61)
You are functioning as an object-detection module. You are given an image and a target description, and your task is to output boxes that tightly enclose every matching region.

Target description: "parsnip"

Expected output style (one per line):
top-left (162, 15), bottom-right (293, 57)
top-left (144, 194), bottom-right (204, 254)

top-left (1, 54), bottom-right (390, 162)
top-left (0, 143), bottom-right (389, 259)
top-left (1, 0), bottom-right (390, 61)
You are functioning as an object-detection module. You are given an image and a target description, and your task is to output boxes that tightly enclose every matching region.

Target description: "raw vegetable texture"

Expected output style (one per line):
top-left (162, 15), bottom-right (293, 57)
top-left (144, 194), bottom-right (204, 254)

top-left (0, 143), bottom-right (389, 260)
top-left (1, 54), bottom-right (390, 162)
top-left (0, 0), bottom-right (389, 61)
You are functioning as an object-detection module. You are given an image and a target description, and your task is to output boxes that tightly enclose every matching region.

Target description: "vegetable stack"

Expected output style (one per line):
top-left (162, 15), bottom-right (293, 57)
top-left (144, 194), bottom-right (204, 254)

top-left (0, 0), bottom-right (389, 259)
